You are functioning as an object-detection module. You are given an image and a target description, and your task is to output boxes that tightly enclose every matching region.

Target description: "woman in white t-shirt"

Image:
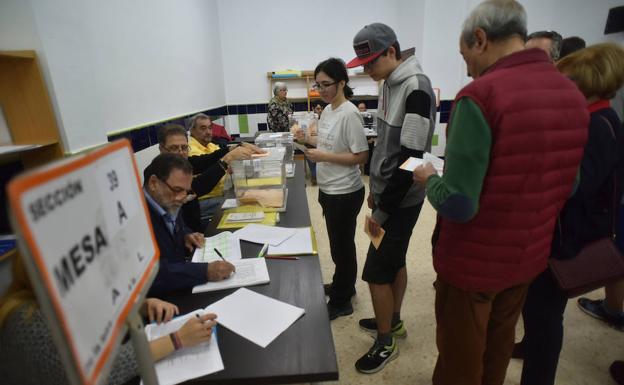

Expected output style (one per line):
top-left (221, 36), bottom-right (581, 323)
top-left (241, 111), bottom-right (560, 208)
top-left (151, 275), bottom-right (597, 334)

top-left (297, 58), bottom-right (369, 320)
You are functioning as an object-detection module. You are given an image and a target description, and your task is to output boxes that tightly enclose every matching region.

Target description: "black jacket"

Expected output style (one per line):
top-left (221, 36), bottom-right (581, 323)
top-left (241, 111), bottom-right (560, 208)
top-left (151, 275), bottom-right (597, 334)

top-left (553, 106), bottom-right (624, 259)
top-left (146, 198), bottom-right (208, 297)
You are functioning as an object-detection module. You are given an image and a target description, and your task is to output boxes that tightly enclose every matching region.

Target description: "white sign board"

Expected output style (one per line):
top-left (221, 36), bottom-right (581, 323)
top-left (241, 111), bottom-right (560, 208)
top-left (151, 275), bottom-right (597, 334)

top-left (8, 139), bottom-right (159, 385)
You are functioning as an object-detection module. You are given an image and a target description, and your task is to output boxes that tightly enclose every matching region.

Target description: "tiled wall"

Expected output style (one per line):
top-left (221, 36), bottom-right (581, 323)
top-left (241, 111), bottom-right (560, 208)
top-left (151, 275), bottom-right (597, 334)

top-left (108, 98), bottom-right (453, 154)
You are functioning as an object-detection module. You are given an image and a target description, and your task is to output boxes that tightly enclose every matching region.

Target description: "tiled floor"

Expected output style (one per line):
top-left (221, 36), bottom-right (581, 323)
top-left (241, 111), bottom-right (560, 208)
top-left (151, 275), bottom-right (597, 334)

top-left (305, 175), bottom-right (621, 385)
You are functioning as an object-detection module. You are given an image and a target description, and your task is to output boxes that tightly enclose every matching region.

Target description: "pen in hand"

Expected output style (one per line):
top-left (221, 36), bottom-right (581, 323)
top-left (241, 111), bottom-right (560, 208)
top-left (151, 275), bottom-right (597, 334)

top-left (213, 248), bottom-right (226, 261)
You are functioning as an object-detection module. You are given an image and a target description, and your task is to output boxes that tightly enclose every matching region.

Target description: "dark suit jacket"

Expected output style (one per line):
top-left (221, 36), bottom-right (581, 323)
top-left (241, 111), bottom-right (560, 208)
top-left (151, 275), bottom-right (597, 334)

top-left (147, 200), bottom-right (208, 297)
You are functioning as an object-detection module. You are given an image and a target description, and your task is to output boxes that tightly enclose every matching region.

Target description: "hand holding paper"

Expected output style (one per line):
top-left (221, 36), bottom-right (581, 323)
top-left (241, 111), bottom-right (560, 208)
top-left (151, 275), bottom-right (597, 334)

top-left (412, 162), bottom-right (437, 185)
top-left (364, 215), bottom-right (385, 249)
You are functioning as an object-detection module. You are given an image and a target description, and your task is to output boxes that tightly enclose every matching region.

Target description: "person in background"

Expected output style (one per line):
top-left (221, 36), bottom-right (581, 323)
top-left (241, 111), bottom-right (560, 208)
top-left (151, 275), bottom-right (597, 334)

top-left (306, 103), bottom-right (323, 185)
top-left (158, 123), bottom-right (262, 231)
top-left (412, 1), bottom-right (588, 384)
top-left (208, 116), bottom-right (232, 149)
top-left (295, 58), bottom-right (368, 321)
top-left (525, 30), bottom-right (562, 61)
top-left (559, 36), bottom-right (585, 59)
top-left (347, 22), bottom-right (436, 374)
top-left (313, 103), bottom-right (324, 117)
top-left (267, 82), bottom-right (293, 132)
top-left (0, 253), bottom-right (218, 385)
top-left (143, 153), bottom-right (235, 297)
top-left (358, 102), bottom-right (367, 112)
top-left (187, 114), bottom-right (264, 225)
top-left (517, 42), bottom-right (624, 385)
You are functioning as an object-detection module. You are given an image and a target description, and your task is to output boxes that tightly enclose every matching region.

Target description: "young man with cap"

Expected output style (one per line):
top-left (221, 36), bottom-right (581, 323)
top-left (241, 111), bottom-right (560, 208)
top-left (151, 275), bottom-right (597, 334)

top-left (346, 22), bottom-right (436, 374)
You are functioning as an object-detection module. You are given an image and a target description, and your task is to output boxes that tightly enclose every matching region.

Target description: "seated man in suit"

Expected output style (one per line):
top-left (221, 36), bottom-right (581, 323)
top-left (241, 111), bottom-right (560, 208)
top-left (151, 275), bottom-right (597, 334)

top-left (143, 153), bottom-right (235, 297)
top-left (157, 123), bottom-right (263, 231)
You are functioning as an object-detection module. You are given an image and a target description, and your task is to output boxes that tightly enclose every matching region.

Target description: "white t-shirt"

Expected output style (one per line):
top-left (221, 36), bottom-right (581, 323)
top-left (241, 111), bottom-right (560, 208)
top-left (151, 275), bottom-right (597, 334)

top-left (316, 101), bottom-right (369, 195)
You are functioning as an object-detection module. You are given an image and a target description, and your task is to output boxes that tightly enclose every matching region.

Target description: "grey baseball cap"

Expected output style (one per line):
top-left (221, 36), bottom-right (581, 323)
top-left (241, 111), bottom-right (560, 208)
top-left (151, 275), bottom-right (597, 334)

top-left (347, 23), bottom-right (397, 68)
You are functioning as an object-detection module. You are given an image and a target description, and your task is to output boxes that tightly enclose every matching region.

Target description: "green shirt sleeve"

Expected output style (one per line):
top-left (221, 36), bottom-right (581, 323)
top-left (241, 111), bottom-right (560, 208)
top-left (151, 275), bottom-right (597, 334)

top-left (426, 97), bottom-right (491, 222)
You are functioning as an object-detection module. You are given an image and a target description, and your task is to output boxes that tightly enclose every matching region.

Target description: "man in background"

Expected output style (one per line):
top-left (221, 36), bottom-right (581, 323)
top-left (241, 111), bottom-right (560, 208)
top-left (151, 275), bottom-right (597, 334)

top-left (525, 30), bottom-right (562, 61)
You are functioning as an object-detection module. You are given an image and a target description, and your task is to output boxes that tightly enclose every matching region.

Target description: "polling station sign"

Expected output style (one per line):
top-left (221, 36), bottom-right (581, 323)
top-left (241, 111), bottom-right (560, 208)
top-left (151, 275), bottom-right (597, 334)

top-left (8, 139), bottom-right (159, 385)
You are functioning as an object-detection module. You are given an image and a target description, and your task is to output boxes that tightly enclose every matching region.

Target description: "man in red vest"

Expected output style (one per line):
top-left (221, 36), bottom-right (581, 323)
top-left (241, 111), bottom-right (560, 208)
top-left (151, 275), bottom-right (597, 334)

top-left (413, 0), bottom-right (589, 384)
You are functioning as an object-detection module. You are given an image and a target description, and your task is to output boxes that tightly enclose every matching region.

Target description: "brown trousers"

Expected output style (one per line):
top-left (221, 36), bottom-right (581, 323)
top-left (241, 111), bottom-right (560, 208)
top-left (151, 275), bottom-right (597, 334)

top-left (432, 276), bottom-right (530, 385)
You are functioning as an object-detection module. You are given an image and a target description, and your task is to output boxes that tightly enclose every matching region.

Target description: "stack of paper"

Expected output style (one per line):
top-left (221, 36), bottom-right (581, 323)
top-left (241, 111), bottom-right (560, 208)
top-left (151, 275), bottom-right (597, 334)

top-left (226, 212), bottom-right (265, 223)
top-left (205, 288), bottom-right (305, 348)
top-left (143, 310), bottom-right (224, 385)
top-left (192, 232), bottom-right (241, 263)
top-left (192, 258), bottom-right (270, 293)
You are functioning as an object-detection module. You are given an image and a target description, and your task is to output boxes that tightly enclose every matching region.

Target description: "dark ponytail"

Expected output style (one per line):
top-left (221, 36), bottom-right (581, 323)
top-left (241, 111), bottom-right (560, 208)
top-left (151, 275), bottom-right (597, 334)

top-left (314, 57), bottom-right (354, 99)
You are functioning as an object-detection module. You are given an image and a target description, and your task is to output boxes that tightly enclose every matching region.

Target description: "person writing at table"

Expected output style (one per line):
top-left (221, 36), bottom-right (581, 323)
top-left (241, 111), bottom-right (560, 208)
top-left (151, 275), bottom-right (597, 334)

top-left (0, 252), bottom-right (218, 385)
top-left (143, 153), bottom-right (235, 297)
top-left (295, 57), bottom-right (369, 320)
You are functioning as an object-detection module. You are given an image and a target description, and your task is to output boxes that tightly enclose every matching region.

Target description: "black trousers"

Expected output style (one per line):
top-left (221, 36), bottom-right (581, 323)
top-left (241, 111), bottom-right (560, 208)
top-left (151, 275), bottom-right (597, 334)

top-left (521, 268), bottom-right (568, 385)
top-left (318, 187), bottom-right (365, 306)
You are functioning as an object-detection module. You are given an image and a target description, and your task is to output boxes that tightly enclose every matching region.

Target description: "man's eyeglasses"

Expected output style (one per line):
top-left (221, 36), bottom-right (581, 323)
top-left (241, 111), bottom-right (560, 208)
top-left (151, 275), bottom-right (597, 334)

top-left (158, 177), bottom-right (196, 202)
top-left (312, 81), bottom-right (337, 91)
top-left (162, 144), bottom-right (190, 153)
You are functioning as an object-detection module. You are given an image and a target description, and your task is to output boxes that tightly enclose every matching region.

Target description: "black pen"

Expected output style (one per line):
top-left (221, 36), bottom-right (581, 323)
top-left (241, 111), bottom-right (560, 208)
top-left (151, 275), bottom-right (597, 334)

top-left (213, 248), bottom-right (226, 261)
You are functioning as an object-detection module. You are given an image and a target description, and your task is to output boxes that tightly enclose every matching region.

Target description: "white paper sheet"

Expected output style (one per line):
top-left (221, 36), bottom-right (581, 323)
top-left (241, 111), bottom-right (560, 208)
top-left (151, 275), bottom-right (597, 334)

top-left (221, 198), bottom-right (239, 209)
top-left (192, 232), bottom-right (241, 263)
top-left (399, 152), bottom-right (444, 174)
top-left (192, 258), bottom-right (270, 293)
top-left (142, 310), bottom-right (224, 385)
top-left (204, 288), bottom-right (305, 348)
top-left (267, 227), bottom-right (314, 255)
top-left (234, 224), bottom-right (297, 246)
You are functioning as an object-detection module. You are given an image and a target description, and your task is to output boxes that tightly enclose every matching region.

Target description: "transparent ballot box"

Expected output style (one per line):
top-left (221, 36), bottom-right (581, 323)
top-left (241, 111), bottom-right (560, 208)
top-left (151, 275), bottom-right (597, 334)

top-left (231, 147), bottom-right (288, 211)
top-left (255, 132), bottom-right (295, 176)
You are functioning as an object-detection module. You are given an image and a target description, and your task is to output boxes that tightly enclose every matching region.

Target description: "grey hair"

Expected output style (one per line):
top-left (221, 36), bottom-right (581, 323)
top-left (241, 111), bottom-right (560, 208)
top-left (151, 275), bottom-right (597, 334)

top-left (273, 82), bottom-right (288, 96)
top-left (527, 30), bottom-right (563, 60)
top-left (461, 0), bottom-right (527, 47)
top-left (186, 113), bottom-right (210, 132)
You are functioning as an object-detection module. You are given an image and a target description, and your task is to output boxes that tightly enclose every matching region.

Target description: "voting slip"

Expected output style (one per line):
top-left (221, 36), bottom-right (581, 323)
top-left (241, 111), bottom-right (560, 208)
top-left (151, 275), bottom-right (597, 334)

top-left (192, 232), bottom-right (241, 263)
top-left (221, 198), bottom-right (238, 209)
top-left (364, 215), bottom-right (385, 249)
top-left (192, 258), bottom-right (270, 293)
top-left (399, 152), bottom-right (445, 174)
top-left (143, 310), bottom-right (223, 385)
top-left (204, 288), bottom-right (305, 348)
top-left (267, 227), bottom-right (317, 255)
top-left (226, 211), bottom-right (265, 223)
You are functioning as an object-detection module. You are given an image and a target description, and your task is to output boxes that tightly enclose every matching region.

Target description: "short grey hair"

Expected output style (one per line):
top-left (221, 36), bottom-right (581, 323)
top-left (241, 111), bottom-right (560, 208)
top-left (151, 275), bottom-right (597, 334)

top-left (527, 30), bottom-right (563, 60)
top-left (186, 113), bottom-right (210, 132)
top-left (461, 0), bottom-right (527, 47)
top-left (273, 82), bottom-right (287, 96)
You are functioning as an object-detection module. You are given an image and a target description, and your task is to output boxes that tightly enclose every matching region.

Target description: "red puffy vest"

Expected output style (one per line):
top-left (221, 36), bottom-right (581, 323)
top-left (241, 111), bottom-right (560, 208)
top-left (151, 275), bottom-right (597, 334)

top-left (433, 49), bottom-right (589, 292)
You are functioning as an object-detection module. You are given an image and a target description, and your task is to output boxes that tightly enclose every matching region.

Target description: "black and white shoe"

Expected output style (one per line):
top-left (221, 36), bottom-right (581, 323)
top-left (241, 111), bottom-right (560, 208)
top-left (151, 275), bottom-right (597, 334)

top-left (355, 337), bottom-right (398, 374)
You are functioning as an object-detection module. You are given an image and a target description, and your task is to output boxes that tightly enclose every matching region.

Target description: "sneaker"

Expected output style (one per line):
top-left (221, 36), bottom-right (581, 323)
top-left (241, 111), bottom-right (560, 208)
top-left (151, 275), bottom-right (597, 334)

top-left (355, 338), bottom-right (398, 374)
top-left (610, 360), bottom-right (624, 385)
top-left (577, 298), bottom-right (624, 330)
top-left (328, 302), bottom-right (353, 320)
top-left (358, 318), bottom-right (407, 339)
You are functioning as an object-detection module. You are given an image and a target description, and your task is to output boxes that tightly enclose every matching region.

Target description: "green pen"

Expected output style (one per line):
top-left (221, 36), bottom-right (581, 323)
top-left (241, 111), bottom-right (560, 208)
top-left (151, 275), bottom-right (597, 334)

top-left (257, 243), bottom-right (269, 258)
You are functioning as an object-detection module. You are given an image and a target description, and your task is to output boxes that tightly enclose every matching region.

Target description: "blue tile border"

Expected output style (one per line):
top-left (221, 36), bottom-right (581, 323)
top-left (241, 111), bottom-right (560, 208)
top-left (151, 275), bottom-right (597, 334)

top-left (109, 97), bottom-right (461, 153)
